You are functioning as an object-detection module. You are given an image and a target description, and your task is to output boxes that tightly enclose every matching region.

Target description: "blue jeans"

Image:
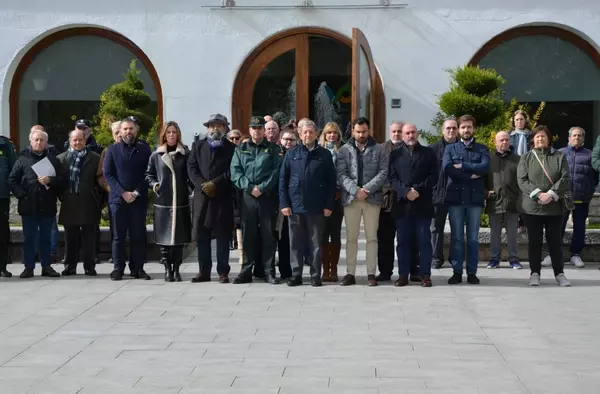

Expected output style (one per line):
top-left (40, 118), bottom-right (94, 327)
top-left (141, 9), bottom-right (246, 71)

top-left (448, 205), bottom-right (482, 275)
top-left (197, 226), bottom-right (231, 276)
top-left (23, 215), bottom-right (54, 269)
top-left (395, 216), bottom-right (432, 277)
top-left (561, 203), bottom-right (589, 256)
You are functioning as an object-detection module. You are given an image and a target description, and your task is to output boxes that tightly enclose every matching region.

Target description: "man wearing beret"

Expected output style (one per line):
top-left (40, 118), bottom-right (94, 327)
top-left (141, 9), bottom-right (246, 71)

top-left (230, 116), bottom-right (283, 284)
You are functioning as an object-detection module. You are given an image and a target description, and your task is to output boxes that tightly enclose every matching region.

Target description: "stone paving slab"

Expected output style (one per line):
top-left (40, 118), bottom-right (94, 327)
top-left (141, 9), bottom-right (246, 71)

top-left (2, 252), bottom-right (600, 394)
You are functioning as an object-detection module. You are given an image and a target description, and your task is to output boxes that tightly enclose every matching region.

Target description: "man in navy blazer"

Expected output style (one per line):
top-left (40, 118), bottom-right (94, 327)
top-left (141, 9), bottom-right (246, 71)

top-left (103, 117), bottom-right (152, 281)
top-left (279, 120), bottom-right (336, 287)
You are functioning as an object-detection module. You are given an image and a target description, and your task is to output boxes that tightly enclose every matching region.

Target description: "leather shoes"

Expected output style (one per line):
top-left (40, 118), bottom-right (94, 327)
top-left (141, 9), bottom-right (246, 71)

top-left (232, 276), bottom-right (252, 284)
top-left (431, 260), bottom-right (443, 269)
top-left (20, 268), bottom-right (34, 279)
top-left (287, 277), bottom-right (302, 287)
top-left (421, 274), bottom-right (432, 287)
top-left (467, 273), bottom-right (480, 284)
top-left (135, 270), bottom-right (152, 280)
top-left (0, 269), bottom-right (13, 278)
top-left (340, 274), bottom-right (356, 286)
top-left (266, 275), bottom-right (280, 285)
top-left (61, 267), bottom-right (77, 276)
top-left (311, 279), bottom-right (322, 287)
top-left (191, 273), bottom-right (211, 283)
top-left (110, 269), bottom-right (123, 281)
top-left (84, 269), bottom-right (97, 277)
top-left (375, 273), bottom-right (391, 281)
top-left (367, 274), bottom-right (378, 287)
top-left (41, 266), bottom-right (61, 278)
top-left (218, 274), bottom-right (229, 284)
top-left (394, 276), bottom-right (409, 287)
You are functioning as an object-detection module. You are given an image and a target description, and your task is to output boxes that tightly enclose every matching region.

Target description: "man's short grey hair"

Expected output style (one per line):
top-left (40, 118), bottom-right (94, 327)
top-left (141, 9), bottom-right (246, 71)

top-left (389, 121), bottom-right (404, 128)
top-left (69, 129), bottom-right (85, 139)
top-left (568, 127), bottom-right (585, 137)
top-left (111, 121), bottom-right (122, 133)
top-left (299, 120), bottom-right (318, 134)
top-left (265, 120), bottom-right (280, 131)
top-left (29, 129), bottom-right (48, 141)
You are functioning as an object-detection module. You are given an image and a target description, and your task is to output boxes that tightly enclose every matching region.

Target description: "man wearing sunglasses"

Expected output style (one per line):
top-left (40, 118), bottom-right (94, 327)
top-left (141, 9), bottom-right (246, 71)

top-left (103, 117), bottom-right (152, 281)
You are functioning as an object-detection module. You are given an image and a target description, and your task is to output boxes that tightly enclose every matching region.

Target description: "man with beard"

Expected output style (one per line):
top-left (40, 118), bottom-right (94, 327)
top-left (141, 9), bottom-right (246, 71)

top-left (103, 117), bottom-right (152, 281)
top-left (188, 114), bottom-right (236, 283)
top-left (230, 116), bottom-right (283, 284)
top-left (443, 115), bottom-right (490, 285)
top-left (430, 118), bottom-right (457, 269)
top-left (337, 117), bottom-right (388, 286)
top-left (389, 124), bottom-right (437, 287)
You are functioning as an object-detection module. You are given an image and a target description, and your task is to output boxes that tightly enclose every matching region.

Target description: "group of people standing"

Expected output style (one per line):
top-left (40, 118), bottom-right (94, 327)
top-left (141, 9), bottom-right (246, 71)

top-left (0, 109), bottom-right (596, 288)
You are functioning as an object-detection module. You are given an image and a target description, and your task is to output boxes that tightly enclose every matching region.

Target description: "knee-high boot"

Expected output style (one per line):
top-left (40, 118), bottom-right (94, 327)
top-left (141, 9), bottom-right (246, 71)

top-left (173, 245), bottom-right (183, 282)
top-left (330, 243), bottom-right (341, 282)
top-left (160, 246), bottom-right (174, 282)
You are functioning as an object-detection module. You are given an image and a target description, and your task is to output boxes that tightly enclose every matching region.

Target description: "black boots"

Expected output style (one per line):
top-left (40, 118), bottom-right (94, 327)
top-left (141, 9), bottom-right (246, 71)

top-left (161, 246), bottom-right (182, 282)
top-left (164, 261), bottom-right (174, 282)
top-left (0, 263), bottom-right (12, 278)
top-left (173, 262), bottom-right (182, 282)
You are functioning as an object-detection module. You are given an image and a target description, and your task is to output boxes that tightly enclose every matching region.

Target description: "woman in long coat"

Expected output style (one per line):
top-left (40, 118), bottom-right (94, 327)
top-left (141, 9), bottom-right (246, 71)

top-left (187, 115), bottom-right (236, 283)
top-left (146, 121), bottom-right (192, 282)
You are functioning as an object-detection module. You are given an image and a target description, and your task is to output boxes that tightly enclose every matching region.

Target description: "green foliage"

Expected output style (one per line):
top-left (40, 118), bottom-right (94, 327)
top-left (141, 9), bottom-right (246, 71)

top-left (449, 66), bottom-right (505, 97)
top-left (438, 88), bottom-right (505, 126)
top-left (93, 60), bottom-right (157, 146)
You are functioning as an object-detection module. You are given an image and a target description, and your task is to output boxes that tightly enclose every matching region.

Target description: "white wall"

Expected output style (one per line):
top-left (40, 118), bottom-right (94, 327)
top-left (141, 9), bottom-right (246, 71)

top-left (1, 0), bottom-right (600, 144)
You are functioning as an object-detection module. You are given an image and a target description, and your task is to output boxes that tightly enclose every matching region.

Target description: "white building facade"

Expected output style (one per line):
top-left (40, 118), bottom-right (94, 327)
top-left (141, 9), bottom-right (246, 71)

top-left (1, 0), bottom-right (600, 148)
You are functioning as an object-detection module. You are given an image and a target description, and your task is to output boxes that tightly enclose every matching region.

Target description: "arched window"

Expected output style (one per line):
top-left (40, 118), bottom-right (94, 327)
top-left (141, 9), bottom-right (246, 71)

top-left (470, 26), bottom-right (600, 147)
top-left (10, 27), bottom-right (163, 149)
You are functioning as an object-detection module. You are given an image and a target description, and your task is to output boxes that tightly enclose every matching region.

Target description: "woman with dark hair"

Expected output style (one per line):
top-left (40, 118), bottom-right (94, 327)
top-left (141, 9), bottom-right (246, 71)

top-left (517, 125), bottom-right (571, 287)
top-left (146, 121), bottom-right (192, 282)
top-left (319, 122), bottom-right (343, 282)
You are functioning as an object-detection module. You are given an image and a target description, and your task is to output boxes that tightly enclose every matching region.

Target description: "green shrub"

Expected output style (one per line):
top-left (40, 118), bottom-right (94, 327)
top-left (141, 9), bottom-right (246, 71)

top-left (450, 66), bottom-right (505, 97)
top-left (93, 60), bottom-right (157, 147)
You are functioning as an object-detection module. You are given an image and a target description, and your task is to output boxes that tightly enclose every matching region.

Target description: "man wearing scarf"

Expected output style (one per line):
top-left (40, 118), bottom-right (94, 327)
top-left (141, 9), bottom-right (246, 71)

top-left (57, 129), bottom-right (101, 276)
top-left (188, 114), bottom-right (236, 283)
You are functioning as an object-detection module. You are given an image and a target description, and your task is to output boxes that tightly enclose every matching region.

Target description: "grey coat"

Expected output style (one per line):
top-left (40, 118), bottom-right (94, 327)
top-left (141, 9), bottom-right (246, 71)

top-left (336, 137), bottom-right (388, 206)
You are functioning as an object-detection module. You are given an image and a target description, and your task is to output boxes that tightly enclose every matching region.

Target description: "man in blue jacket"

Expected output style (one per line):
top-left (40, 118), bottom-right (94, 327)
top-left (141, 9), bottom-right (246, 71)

top-left (558, 127), bottom-right (597, 268)
top-left (443, 115), bottom-right (490, 285)
top-left (103, 117), bottom-right (152, 281)
top-left (280, 119), bottom-right (336, 287)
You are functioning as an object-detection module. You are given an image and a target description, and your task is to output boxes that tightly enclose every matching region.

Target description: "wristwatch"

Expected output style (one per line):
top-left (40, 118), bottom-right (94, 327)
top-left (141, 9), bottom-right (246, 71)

top-left (132, 190), bottom-right (140, 198)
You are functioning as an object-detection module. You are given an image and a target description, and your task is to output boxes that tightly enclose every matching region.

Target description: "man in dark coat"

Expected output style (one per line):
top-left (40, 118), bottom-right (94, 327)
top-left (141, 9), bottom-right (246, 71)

top-left (230, 116), bottom-right (283, 284)
top-left (280, 119), bottom-right (336, 287)
top-left (389, 123), bottom-right (437, 287)
top-left (9, 129), bottom-right (63, 278)
top-left (103, 117), bottom-right (152, 281)
top-left (429, 118), bottom-right (457, 269)
top-left (0, 135), bottom-right (17, 278)
top-left (188, 114), bottom-right (236, 283)
top-left (57, 129), bottom-right (102, 276)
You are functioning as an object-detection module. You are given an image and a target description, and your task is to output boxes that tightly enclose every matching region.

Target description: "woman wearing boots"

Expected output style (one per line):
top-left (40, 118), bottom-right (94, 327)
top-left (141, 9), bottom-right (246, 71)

top-left (146, 121), bottom-right (192, 282)
top-left (319, 122), bottom-right (343, 282)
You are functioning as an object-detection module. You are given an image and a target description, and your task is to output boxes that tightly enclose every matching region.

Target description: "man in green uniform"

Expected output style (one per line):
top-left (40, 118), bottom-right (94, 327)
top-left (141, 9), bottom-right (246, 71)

top-left (230, 117), bottom-right (283, 284)
top-left (0, 135), bottom-right (17, 277)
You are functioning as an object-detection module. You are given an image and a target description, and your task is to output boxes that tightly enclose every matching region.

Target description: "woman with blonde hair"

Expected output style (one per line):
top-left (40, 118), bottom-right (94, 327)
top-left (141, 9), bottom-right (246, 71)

top-left (510, 110), bottom-right (531, 156)
top-left (146, 121), bottom-right (192, 282)
top-left (319, 122), bottom-right (343, 281)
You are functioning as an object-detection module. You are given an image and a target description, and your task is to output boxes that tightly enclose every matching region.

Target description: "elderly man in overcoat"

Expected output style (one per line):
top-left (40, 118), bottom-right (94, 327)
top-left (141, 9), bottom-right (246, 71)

top-left (188, 114), bottom-right (236, 283)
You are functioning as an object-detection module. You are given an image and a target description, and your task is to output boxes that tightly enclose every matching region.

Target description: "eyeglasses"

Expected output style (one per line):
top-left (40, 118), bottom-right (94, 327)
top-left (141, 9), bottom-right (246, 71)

top-left (230, 136), bottom-right (240, 141)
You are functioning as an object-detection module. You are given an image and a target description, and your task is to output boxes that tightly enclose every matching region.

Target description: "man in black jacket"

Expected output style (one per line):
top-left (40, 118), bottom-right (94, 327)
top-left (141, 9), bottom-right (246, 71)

top-left (9, 129), bottom-right (63, 278)
top-left (389, 124), bottom-right (437, 287)
top-left (429, 118), bottom-right (457, 269)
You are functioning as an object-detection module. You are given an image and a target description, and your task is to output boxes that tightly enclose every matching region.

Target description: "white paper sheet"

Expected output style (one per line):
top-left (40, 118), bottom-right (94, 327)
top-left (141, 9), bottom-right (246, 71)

top-left (30, 157), bottom-right (56, 177)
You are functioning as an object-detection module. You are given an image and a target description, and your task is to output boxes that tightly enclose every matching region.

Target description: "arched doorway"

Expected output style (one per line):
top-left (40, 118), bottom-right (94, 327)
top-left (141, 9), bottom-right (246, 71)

top-left (232, 27), bottom-right (386, 142)
top-left (469, 25), bottom-right (600, 147)
top-left (9, 27), bottom-right (163, 150)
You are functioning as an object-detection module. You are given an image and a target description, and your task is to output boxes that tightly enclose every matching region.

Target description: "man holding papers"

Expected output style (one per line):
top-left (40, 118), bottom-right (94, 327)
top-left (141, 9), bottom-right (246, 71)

top-left (8, 128), bottom-right (63, 278)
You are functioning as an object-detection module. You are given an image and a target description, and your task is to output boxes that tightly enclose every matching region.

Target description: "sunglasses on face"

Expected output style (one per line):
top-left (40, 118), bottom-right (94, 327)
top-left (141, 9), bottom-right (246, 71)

top-left (230, 136), bottom-right (241, 141)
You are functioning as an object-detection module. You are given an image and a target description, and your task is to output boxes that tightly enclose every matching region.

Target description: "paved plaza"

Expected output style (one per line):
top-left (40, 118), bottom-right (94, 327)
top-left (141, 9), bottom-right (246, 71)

top-left (2, 244), bottom-right (600, 394)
